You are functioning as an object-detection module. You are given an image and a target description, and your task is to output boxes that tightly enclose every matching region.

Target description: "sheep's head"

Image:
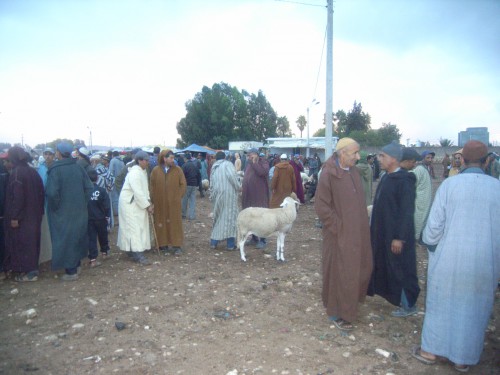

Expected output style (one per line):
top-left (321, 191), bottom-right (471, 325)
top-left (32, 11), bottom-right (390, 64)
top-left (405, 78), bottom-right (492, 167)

top-left (280, 196), bottom-right (300, 212)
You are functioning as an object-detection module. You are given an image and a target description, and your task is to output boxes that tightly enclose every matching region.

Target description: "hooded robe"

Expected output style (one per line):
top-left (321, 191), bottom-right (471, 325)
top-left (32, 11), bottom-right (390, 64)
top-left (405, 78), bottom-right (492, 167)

top-left (368, 169), bottom-right (420, 307)
top-left (46, 158), bottom-right (93, 270)
top-left (270, 161), bottom-right (296, 209)
top-left (150, 157), bottom-right (186, 248)
top-left (241, 158), bottom-right (269, 209)
top-left (209, 159), bottom-right (240, 241)
top-left (117, 164), bottom-right (151, 251)
top-left (4, 147), bottom-right (44, 273)
top-left (315, 155), bottom-right (373, 322)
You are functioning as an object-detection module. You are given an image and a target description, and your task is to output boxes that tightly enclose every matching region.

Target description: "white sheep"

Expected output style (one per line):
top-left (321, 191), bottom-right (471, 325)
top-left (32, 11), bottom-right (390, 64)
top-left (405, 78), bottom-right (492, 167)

top-left (236, 196), bottom-right (299, 262)
top-left (300, 172), bottom-right (309, 185)
top-left (201, 179), bottom-right (209, 191)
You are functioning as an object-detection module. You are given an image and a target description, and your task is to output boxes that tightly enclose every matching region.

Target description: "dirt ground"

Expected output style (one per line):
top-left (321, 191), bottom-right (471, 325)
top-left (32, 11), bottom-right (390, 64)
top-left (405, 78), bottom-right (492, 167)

top-left (0, 164), bottom-right (499, 375)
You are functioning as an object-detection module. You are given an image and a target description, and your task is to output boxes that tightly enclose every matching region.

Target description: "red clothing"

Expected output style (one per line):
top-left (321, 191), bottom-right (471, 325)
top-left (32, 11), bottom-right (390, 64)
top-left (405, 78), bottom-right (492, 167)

top-left (290, 159), bottom-right (305, 204)
top-left (241, 158), bottom-right (269, 209)
top-left (4, 148), bottom-right (45, 273)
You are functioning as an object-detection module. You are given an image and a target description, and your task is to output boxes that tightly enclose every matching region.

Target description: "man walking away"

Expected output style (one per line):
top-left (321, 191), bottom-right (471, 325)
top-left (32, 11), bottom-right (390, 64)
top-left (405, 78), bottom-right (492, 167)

top-left (181, 152), bottom-right (200, 221)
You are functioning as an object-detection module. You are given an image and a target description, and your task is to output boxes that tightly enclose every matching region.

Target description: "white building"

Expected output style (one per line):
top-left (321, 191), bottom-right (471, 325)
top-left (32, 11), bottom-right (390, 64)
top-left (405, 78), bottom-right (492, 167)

top-left (265, 137), bottom-right (338, 161)
top-left (228, 141), bottom-right (264, 153)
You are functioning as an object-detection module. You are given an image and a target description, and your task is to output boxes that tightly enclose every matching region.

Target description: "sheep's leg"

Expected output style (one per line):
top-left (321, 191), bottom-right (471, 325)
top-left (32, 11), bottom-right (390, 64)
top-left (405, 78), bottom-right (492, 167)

top-left (277, 233), bottom-right (285, 262)
top-left (239, 233), bottom-right (249, 262)
top-left (275, 235), bottom-right (280, 260)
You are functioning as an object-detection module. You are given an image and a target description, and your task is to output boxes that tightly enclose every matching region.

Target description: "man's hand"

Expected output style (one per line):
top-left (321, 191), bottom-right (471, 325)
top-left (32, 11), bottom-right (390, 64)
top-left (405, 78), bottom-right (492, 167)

top-left (147, 205), bottom-right (154, 214)
top-left (391, 239), bottom-right (404, 254)
top-left (11, 219), bottom-right (19, 228)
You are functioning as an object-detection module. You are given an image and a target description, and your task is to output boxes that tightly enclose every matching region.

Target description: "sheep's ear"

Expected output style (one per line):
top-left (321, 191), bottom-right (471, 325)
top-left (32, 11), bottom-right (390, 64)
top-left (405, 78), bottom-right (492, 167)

top-left (280, 199), bottom-right (288, 208)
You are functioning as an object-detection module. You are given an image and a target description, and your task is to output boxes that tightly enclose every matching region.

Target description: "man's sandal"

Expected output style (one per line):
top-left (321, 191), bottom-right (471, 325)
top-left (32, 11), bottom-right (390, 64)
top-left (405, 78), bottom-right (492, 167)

top-left (330, 318), bottom-right (354, 331)
top-left (454, 364), bottom-right (469, 373)
top-left (410, 345), bottom-right (436, 365)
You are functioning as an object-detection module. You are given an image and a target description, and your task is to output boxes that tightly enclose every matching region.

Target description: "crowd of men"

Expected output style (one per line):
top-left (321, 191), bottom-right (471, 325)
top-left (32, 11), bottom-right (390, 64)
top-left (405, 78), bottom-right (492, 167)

top-left (316, 138), bottom-right (499, 372)
top-left (0, 139), bottom-right (499, 372)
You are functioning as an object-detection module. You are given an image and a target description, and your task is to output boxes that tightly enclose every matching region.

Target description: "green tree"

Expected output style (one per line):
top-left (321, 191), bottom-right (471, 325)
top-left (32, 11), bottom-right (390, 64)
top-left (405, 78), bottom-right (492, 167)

top-left (364, 129), bottom-right (382, 146)
top-left (276, 116), bottom-right (292, 137)
top-left (177, 83), bottom-right (248, 149)
top-left (333, 109), bottom-right (348, 137)
top-left (348, 130), bottom-right (369, 145)
top-left (439, 138), bottom-right (454, 147)
top-left (176, 83), bottom-right (278, 148)
top-left (418, 140), bottom-right (431, 147)
top-left (246, 90), bottom-right (278, 142)
top-left (313, 128), bottom-right (325, 137)
top-left (296, 115), bottom-right (306, 137)
top-left (377, 122), bottom-right (402, 145)
top-left (317, 109), bottom-right (347, 137)
top-left (345, 101), bottom-right (371, 135)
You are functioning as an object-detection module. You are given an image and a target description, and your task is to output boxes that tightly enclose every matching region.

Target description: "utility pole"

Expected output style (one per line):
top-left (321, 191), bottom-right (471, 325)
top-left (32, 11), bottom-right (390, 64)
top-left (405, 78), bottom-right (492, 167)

top-left (325, 0), bottom-right (334, 159)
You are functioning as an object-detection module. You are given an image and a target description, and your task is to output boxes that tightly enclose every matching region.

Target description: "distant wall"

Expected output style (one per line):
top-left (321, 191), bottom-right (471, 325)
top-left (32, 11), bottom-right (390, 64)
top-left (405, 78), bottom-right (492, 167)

top-left (362, 146), bottom-right (500, 162)
top-left (266, 145), bottom-right (500, 163)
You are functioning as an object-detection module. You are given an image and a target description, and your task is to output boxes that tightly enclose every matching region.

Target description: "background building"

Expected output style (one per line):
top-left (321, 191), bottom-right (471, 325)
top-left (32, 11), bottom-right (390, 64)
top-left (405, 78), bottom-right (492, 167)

top-left (458, 127), bottom-right (489, 146)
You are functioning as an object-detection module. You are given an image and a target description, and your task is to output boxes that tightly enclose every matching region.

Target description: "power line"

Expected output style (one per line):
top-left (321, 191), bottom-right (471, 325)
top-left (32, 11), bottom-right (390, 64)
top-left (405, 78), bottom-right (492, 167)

top-left (312, 25), bottom-right (327, 101)
top-left (274, 0), bottom-right (326, 7)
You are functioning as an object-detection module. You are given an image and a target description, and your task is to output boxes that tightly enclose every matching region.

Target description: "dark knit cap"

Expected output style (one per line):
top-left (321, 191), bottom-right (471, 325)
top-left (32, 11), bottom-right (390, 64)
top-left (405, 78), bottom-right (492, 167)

top-left (215, 151), bottom-right (226, 160)
top-left (401, 148), bottom-right (423, 162)
top-left (381, 141), bottom-right (403, 161)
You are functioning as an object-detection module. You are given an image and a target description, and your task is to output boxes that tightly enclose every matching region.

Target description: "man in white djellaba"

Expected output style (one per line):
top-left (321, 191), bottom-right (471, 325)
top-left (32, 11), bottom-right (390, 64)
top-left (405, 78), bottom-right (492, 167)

top-left (410, 140), bottom-right (500, 373)
top-left (117, 151), bottom-right (154, 265)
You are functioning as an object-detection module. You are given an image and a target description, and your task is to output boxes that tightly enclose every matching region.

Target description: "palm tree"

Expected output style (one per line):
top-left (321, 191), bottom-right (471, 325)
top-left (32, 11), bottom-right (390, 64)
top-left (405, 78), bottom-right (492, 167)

top-left (296, 115), bottom-right (306, 138)
top-left (439, 138), bottom-right (454, 147)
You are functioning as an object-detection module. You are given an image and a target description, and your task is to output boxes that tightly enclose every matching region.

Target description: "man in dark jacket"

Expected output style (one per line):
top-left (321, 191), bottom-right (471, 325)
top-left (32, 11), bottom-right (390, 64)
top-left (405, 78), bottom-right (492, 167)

top-left (368, 141), bottom-right (419, 317)
top-left (181, 153), bottom-right (201, 221)
top-left (87, 169), bottom-right (111, 267)
top-left (46, 142), bottom-right (93, 281)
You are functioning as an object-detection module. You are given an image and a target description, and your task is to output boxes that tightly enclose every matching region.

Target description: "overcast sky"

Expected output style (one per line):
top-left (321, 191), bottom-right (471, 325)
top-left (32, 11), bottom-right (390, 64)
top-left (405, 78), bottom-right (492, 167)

top-left (1, 0), bottom-right (499, 149)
